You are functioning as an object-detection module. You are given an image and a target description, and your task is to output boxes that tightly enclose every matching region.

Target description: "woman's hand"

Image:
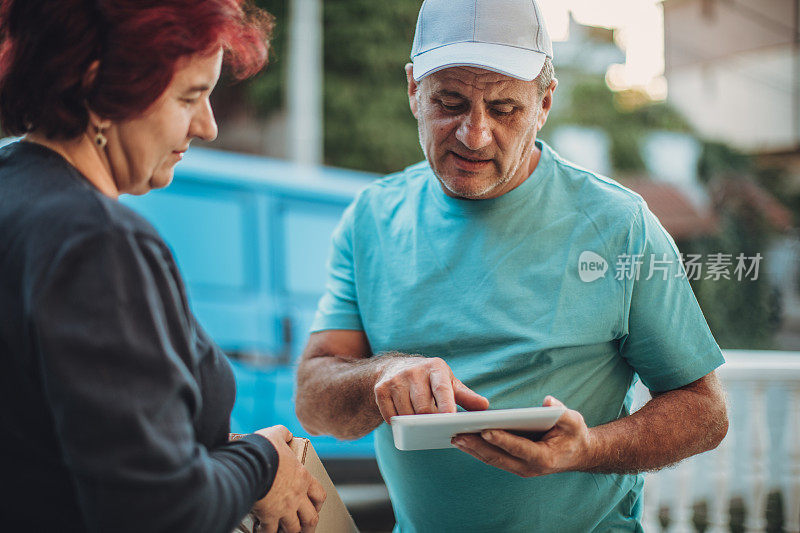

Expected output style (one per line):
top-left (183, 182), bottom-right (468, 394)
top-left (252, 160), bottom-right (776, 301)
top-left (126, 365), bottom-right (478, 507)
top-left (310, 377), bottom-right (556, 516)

top-left (251, 426), bottom-right (326, 533)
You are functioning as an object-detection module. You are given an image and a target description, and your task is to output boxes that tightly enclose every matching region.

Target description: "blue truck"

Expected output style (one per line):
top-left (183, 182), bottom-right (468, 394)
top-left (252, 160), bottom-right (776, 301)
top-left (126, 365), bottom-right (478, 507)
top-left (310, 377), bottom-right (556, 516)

top-left (121, 146), bottom-right (378, 460)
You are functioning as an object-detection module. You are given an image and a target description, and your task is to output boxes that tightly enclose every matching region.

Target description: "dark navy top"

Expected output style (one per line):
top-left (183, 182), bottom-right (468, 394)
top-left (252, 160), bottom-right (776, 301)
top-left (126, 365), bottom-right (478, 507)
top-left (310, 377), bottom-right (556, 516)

top-left (0, 141), bottom-right (278, 532)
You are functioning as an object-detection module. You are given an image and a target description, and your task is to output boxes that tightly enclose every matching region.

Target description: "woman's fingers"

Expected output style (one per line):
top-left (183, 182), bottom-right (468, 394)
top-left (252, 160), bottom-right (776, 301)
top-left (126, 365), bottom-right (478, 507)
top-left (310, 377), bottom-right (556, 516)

top-left (297, 498), bottom-right (320, 532)
top-left (307, 477), bottom-right (326, 511)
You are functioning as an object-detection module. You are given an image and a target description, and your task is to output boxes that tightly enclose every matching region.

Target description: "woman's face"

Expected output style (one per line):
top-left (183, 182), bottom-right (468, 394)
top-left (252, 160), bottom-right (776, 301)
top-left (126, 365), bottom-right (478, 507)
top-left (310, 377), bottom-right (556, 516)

top-left (104, 48), bottom-right (222, 195)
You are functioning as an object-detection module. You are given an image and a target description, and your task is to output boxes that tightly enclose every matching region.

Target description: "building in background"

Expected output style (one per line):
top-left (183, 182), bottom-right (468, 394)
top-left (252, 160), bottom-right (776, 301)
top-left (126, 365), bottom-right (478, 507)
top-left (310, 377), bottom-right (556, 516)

top-left (550, 13), bottom-right (626, 117)
top-left (662, 0), bottom-right (800, 348)
top-left (662, 0), bottom-right (800, 156)
top-left (553, 13), bottom-right (627, 79)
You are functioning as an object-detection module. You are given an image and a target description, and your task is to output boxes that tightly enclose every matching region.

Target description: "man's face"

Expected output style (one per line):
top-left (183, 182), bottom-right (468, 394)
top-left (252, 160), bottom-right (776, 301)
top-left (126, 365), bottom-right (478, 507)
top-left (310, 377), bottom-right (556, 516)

top-left (407, 65), bottom-right (555, 200)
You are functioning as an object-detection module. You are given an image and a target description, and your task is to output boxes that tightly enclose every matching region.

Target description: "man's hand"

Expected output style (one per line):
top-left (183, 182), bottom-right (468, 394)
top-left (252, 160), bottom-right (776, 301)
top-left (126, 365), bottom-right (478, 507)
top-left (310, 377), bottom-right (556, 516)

top-left (451, 396), bottom-right (593, 477)
top-left (374, 356), bottom-right (490, 423)
top-left (252, 426), bottom-right (326, 533)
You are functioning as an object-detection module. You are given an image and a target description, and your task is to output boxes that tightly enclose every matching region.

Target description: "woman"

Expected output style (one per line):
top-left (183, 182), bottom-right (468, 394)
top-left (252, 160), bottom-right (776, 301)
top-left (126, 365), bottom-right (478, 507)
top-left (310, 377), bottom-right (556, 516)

top-left (0, 1), bottom-right (324, 532)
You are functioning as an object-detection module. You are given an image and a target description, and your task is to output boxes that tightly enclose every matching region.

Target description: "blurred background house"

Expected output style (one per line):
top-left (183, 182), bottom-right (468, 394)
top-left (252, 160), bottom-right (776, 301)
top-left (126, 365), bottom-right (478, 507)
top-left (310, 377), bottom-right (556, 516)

top-left (662, 0), bottom-right (799, 155)
top-left (661, 0), bottom-right (800, 356)
top-left (6, 0), bottom-right (799, 531)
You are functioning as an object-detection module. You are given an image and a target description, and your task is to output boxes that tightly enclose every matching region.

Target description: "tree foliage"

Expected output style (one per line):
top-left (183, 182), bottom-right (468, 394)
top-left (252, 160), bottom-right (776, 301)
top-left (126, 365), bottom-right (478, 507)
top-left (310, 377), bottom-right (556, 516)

top-left (245, 0), bottom-right (422, 173)
top-left (697, 142), bottom-right (753, 184)
top-left (543, 77), bottom-right (691, 174)
top-left (322, 0), bottom-right (422, 172)
top-left (686, 209), bottom-right (781, 349)
top-left (244, 0), bottom-right (288, 117)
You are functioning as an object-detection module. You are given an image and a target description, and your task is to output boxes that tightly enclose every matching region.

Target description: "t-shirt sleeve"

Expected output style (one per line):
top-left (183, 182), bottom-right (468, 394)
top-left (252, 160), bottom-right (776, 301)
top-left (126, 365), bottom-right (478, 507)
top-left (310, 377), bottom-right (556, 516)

top-left (618, 204), bottom-right (725, 393)
top-left (310, 201), bottom-right (364, 332)
top-left (32, 229), bottom-right (278, 533)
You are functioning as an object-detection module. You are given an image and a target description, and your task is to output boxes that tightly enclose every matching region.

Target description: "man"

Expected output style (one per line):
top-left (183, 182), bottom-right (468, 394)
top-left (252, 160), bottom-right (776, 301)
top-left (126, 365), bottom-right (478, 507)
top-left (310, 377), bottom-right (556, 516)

top-left (295, 0), bottom-right (728, 530)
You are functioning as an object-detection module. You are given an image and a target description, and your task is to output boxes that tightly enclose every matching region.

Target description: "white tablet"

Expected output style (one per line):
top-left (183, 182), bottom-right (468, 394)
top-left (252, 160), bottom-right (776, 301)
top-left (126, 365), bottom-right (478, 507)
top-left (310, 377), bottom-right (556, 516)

top-left (390, 406), bottom-right (566, 451)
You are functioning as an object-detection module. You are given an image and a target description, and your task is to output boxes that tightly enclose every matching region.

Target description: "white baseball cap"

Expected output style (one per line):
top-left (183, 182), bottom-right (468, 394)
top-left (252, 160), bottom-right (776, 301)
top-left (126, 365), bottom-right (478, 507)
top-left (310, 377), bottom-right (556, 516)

top-left (410, 0), bottom-right (553, 82)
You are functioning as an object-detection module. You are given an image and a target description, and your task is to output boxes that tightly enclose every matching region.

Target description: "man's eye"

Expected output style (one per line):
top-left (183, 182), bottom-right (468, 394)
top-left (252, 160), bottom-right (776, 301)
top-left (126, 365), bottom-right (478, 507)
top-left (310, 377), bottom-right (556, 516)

top-left (439, 100), bottom-right (464, 111)
top-left (492, 106), bottom-right (515, 116)
top-left (181, 97), bottom-right (198, 106)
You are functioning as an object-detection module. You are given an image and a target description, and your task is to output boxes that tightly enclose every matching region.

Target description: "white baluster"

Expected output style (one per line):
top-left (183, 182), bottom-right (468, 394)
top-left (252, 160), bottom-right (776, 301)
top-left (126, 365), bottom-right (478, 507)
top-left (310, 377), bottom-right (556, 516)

top-left (707, 413), bottom-right (732, 533)
top-left (745, 383), bottom-right (769, 533)
top-left (668, 458), bottom-right (695, 533)
top-left (643, 472), bottom-right (661, 532)
top-left (784, 383), bottom-right (800, 533)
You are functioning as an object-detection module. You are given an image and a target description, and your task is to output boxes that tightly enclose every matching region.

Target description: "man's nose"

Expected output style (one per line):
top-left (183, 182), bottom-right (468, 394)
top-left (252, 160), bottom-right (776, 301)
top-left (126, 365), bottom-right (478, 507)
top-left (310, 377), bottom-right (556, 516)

top-left (455, 108), bottom-right (492, 151)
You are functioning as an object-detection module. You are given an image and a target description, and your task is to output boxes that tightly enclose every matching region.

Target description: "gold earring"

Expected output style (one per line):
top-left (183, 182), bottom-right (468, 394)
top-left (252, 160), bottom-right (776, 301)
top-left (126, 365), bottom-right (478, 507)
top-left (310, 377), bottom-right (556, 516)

top-left (94, 128), bottom-right (107, 149)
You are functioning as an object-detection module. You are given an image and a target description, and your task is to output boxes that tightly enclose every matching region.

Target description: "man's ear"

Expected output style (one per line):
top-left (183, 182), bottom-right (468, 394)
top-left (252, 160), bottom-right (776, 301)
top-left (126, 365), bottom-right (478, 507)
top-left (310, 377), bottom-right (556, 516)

top-left (405, 63), bottom-right (420, 120)
top-left (536, 78), bottom-right (558, 130)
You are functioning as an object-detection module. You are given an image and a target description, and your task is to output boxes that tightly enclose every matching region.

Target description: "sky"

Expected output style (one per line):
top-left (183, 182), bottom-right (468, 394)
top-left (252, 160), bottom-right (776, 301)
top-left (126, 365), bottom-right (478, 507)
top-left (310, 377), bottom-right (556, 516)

top-left (538, 0), bottom-right (666, 98)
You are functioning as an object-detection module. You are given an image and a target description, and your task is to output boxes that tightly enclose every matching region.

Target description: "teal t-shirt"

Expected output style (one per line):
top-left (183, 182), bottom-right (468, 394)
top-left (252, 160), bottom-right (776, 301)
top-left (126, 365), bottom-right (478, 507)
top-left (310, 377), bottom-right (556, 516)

top-left (311, 140), bottom-right (724, 532)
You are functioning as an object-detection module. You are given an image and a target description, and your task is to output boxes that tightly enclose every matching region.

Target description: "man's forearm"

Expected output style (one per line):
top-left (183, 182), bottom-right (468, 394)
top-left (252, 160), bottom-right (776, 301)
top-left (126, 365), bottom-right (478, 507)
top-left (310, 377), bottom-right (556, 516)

top-left (582, 379), bottom-right (728, 474)
top-left (295, 354), bottom-right (394, 440)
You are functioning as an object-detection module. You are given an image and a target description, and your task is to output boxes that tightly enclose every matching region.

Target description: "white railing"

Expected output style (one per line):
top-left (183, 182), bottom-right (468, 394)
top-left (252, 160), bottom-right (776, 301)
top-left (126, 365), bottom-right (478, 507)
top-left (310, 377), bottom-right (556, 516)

top-left (640, 350), bottom-right (800, 532)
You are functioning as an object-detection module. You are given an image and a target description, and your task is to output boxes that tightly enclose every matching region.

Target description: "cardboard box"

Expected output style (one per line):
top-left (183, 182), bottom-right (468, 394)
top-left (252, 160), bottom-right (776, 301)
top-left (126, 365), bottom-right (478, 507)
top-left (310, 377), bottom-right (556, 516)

top-left (289, 438), bottom-right (359, 533)
top-left (234, 437), bottom-right (360, 533)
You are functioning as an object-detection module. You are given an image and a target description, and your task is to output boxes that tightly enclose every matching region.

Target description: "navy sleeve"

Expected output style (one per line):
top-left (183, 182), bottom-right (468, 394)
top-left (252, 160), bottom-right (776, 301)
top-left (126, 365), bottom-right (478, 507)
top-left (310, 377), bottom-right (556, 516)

top-left (32, 228), bottom-right (278, 533)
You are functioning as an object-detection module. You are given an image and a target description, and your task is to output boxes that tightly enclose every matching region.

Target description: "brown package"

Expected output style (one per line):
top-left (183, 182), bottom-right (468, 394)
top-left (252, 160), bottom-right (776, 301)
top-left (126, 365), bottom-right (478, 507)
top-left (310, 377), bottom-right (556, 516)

top-left (234, 437), bottom-right (360, 533)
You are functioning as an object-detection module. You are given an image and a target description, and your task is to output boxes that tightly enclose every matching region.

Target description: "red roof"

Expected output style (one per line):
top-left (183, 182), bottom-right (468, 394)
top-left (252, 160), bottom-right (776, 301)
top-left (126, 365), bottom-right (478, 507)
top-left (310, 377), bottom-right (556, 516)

top-left (618, 178), bottom-right (718, 241)
top-left (710, 178), bottom-right (794, 232)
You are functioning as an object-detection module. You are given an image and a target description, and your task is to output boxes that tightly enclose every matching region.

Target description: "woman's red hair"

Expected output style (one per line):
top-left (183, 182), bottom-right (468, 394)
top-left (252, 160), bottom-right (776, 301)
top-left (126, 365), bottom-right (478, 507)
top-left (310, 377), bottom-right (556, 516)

top-left (0, 0), bottom-right (272, 138)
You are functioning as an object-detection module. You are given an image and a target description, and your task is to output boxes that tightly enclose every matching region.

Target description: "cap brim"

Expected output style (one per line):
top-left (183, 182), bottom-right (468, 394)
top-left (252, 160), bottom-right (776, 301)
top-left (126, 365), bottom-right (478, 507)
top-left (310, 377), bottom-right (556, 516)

top-left (412, 41), bottom-right (547, 82)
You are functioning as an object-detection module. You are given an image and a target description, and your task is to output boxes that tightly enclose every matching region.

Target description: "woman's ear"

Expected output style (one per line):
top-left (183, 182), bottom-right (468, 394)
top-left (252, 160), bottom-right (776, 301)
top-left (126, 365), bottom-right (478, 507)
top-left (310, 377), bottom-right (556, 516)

top-left (82, 60), bottom-right (111, 131)
top-left (86, 109), bottom-right (110, 131)
top-left (82, 60), bottom-right (101, 91)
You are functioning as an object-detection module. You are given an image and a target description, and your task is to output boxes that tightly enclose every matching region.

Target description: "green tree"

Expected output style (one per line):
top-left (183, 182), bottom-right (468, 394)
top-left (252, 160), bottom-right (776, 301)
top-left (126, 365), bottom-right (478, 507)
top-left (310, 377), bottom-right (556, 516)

top-left (244, 0), bottom-right (288, 117)
top-left (697, 142), bottom-right (752, 184)
top-left (687, 202), bottom-right (780, 349)
top-left (544, 77), bottom-right (691, 174)
top-left (323, 1), bottom-right (421, 172)
top-left (242, 0), bottom-right (422, 173)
